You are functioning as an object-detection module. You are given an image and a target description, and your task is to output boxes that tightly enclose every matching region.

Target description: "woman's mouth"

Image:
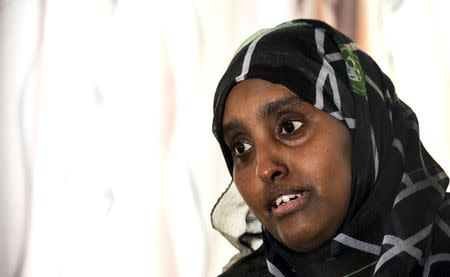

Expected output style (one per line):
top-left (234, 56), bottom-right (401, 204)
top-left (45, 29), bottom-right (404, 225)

top-left (271, 190), bottom-right (310, 217)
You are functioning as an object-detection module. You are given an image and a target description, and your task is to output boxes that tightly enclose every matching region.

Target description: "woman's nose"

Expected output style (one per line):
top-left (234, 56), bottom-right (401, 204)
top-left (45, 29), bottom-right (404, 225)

top-left (256, 146), bottom-right (288, 184)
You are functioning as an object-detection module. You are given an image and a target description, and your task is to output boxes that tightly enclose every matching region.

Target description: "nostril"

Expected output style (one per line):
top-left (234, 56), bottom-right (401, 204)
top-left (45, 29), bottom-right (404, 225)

top-left (271, 170), bottom-right (282, 180)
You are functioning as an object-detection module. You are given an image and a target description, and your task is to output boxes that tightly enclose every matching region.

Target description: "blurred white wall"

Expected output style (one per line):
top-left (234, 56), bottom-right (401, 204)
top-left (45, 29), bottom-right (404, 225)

top-left (0, 1), bottom-right (448, 277)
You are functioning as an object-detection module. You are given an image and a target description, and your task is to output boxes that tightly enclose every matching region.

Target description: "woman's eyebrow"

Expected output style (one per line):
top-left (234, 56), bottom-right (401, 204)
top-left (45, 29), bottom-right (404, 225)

top-left (222, 96), bottom-right (302, 139)
top-left (222, 120), bottom-right (244, 140)
top-left (258, 96), bottom-right (303, 119)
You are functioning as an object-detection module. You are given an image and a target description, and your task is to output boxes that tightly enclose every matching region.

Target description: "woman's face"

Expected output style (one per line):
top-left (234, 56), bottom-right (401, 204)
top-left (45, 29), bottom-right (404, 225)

top-left (222, 78), bottom-right (352, 253)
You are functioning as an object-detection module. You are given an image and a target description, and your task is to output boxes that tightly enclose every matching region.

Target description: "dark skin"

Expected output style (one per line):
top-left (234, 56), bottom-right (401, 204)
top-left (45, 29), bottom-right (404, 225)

top-left (222, 78), bottom-right (352, 253)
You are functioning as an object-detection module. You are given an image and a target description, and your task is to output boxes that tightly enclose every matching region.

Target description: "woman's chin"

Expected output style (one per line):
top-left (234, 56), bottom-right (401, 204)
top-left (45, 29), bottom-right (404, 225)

top-left (273, 222), bottom-right (325, 253)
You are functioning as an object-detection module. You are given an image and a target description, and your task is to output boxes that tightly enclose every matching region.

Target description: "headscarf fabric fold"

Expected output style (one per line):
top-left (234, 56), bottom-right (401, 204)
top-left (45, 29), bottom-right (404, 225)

top-left (211, 19), bottom-right (450, 276)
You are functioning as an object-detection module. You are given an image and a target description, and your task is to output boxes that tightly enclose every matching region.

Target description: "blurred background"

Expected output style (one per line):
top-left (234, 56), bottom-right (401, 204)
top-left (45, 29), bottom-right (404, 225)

top-left (0, 0), bottom-right (449, 276)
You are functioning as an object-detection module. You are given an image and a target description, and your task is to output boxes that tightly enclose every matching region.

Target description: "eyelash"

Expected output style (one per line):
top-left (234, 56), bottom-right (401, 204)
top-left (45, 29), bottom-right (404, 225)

top-left (277, 119), bottom-right (304, 138)
top-left (230, 119), bottom-right (304, 158)
top-left (231, 140), bottom-right (252, 157)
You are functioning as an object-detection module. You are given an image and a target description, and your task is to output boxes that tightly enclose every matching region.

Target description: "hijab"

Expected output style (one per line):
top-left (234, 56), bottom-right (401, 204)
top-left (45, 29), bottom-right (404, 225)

top-left (211, 19), bottom-right (450, 276)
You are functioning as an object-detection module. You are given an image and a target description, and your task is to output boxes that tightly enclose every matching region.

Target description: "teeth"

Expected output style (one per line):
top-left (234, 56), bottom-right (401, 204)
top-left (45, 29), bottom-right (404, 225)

top-left (275, 197), bottom-right (283, 206)
top-left (274, 193), bottom-right (304, 207)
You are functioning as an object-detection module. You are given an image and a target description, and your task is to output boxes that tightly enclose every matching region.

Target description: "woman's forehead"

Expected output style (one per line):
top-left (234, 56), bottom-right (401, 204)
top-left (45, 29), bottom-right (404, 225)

top-left (222, 79), bottom-right (300, 122)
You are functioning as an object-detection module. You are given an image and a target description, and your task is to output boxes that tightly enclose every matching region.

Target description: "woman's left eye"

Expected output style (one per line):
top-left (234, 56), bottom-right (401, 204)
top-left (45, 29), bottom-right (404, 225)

top-left (279, 120), bottom-right (303, 135)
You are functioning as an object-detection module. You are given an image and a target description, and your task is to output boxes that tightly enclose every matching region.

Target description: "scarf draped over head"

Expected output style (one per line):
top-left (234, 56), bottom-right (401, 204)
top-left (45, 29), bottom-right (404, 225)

top-left (211, 19), bottom-right (450, 276)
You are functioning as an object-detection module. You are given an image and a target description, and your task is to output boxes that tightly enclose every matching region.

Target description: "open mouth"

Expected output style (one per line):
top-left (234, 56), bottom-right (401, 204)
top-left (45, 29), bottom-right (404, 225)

top-left (273, 192), bottom-right (306, 208)
top-left (270, 190), bottom-right (310, 216)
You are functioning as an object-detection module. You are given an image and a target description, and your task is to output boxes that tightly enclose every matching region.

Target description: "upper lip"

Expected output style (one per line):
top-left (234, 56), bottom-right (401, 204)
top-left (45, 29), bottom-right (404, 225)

top-left (266, 186), bottom-right (310, 209)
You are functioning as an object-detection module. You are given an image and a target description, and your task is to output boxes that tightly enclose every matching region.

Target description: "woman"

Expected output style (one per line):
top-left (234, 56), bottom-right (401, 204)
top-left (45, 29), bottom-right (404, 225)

top-left (211, 19), bottom-right (450, 276)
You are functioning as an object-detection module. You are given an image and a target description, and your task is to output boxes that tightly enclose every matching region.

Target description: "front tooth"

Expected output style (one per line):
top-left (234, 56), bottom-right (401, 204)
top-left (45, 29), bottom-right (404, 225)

top-left (282, 195), bottom-right (290, 203)
top-left (276, 197), bottom-right (282, 206)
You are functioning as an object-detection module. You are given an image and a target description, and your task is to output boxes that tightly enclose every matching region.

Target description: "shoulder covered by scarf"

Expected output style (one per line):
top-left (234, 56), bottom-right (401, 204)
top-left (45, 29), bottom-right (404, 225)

top-left (211, 19), bottom-right (450, 276)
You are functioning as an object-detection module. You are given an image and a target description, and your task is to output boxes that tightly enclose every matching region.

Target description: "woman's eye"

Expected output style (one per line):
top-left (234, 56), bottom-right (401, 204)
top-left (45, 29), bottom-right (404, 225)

top-left (233, 141), bottom-right (252, 156)
top-left (279, 120), bottom-right (303, 135)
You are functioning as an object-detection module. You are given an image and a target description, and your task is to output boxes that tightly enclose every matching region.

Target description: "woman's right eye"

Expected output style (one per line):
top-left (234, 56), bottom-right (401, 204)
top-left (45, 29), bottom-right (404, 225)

top-left (232, 141), bottom-right (252, 156)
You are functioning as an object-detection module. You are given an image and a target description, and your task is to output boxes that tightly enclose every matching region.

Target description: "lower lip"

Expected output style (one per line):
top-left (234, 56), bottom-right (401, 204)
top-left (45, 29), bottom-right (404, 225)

top-left (271, 191), bottom-right (310, 217)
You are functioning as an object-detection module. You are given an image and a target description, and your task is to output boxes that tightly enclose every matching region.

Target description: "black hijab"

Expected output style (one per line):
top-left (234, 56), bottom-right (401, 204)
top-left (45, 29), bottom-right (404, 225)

top-left (212, 19), bottom-right (450, 276)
